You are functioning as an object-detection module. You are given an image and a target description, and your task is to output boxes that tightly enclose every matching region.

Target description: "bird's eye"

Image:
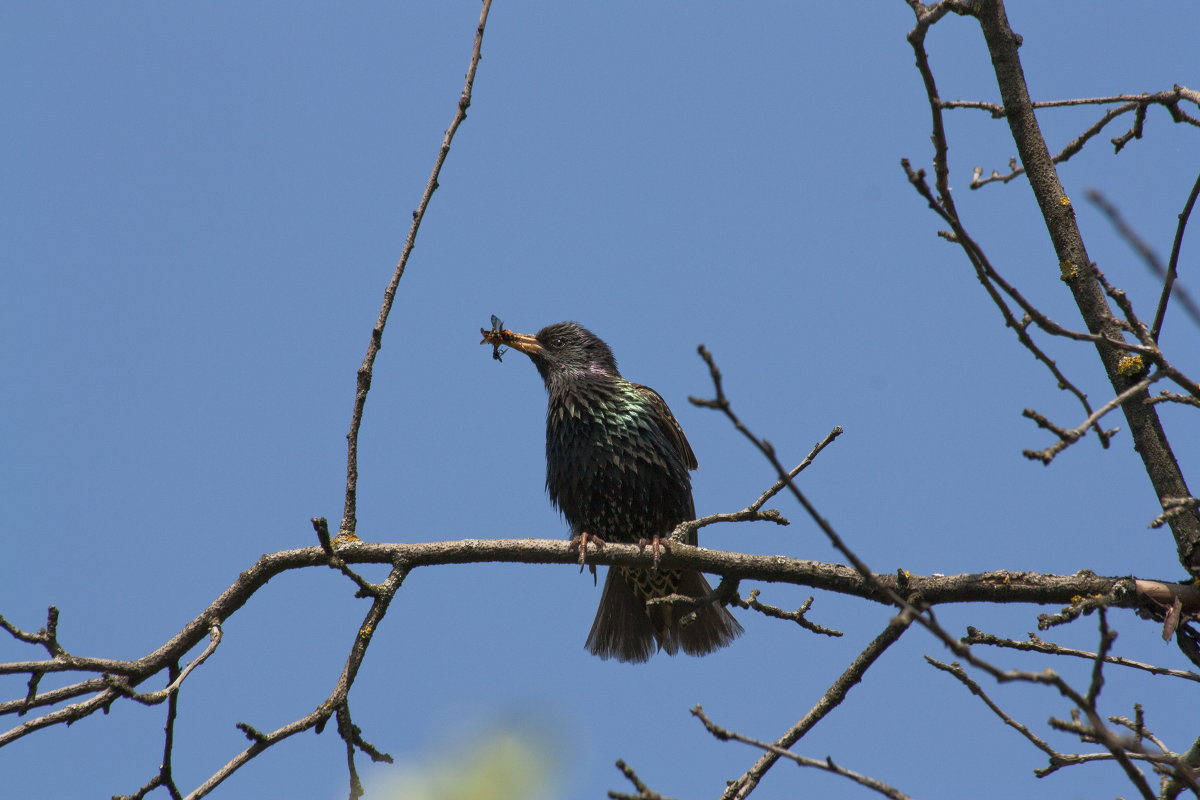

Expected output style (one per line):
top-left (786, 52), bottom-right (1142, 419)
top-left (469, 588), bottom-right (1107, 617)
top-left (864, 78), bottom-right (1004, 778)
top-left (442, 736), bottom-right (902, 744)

top-left (550, 337), bottom-right (565, 350)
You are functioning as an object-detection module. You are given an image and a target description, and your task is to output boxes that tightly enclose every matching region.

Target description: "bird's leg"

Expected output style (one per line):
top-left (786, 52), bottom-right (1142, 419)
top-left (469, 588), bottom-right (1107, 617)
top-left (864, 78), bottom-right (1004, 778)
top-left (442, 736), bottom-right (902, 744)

top-left (568, 531), bottom-right (606, 571)
top-left (637, 535), bottom-right (672, 572)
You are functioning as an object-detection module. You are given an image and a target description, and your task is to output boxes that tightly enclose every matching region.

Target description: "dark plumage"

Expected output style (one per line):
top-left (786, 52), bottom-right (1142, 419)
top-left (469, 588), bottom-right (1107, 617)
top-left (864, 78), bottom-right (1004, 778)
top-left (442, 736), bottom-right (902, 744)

top-left (499, 321), bottom-right (742, 662)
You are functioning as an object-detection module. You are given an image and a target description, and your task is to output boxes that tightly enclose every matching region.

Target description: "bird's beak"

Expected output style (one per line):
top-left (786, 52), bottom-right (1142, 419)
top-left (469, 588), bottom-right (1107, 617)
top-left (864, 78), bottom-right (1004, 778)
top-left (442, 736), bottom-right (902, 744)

top-left (500, 331), bottom-right (545, 358)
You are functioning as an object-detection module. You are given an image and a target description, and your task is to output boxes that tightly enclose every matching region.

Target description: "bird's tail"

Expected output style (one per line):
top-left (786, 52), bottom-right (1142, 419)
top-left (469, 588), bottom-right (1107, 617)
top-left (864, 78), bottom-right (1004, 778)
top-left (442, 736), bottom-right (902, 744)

top-left (585, 567), bottom-right (743, 663)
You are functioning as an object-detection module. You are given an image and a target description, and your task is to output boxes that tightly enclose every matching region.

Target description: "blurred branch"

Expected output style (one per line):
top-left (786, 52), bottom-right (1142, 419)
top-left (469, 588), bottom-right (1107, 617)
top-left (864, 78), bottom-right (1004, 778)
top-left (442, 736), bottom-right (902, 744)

top-left (339, 0), bottom-right (494, 539)
top-left (1157, 171), bottom-right (1200, 338)
top-left (1086, 185), bottom-right (1200, 336)
top-left (1165, 735), bottom-right (1200, 799)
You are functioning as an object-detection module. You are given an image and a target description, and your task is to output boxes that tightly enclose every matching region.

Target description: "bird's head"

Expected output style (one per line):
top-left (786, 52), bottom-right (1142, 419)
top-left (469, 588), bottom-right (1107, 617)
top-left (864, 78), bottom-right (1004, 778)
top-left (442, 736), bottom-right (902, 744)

top-left (503, 321), bottom-right (621, 387)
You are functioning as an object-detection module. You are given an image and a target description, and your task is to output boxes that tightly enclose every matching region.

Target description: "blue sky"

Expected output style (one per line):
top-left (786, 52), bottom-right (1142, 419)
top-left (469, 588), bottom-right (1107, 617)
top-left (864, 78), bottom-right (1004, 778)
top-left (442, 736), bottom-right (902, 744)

top-left (3, 3), bottom-right (1199, 798)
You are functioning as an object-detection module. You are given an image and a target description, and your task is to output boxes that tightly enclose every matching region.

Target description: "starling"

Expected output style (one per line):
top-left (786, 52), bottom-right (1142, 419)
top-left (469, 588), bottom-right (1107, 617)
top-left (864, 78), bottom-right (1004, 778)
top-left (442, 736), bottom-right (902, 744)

top-left (494, 320), bottom-right (743, 662)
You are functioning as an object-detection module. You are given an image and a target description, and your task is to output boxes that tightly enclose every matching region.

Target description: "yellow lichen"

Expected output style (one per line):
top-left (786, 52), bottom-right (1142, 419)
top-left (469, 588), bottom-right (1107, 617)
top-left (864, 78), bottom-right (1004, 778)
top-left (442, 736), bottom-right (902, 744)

top-left (1059, 195), bottom-right (1071, 207)
top-left (1118, 354), bottom-right (1145, 377)
top-left (1059, 260), bottom-right (1078, 281)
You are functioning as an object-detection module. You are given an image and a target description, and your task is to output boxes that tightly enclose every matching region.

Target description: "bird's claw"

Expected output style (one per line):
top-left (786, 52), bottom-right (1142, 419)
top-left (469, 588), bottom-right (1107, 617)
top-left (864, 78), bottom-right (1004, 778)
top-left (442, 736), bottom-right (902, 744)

top-left (637, 535), bottom-right (671, 572)
top-left (568, 531), bottom-right (606, 573)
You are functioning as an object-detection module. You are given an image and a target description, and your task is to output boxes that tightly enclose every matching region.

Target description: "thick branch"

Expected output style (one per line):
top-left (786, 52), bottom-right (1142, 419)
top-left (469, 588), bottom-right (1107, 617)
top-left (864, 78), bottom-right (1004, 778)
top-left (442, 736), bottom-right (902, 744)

top-left (968, 0), bottom-right (1200, 572)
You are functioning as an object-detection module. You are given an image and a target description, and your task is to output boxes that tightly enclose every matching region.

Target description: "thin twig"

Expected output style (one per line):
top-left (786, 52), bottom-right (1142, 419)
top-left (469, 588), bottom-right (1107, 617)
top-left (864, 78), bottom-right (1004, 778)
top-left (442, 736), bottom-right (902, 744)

top-left (1021, 372), bottom-right (1160, 464)
top-left (952, 87), bottom-right (1200, 188)
top-left (671, 426), bottom-right (843, 543)
top-left (107, 625), bottom-right (223, 706)
top-left (926, 657), bottom-right (1061, 759)
top-left (733, 588), bottom-right (842, 637)
top-left (184, 563), bottom-right (407, 799)
top-left (964, 628), bottom-right (1200, 682)
top-left (747, 427), bottom-right (843, 513)
top-left (608, 759), bottom-right (678, 800)
top-left (718, 615), bottom-right (913, 799)
top-left (339, 0), bottom-right (494, 538)
top-left (1151, 498), bottom-right (1200, 530)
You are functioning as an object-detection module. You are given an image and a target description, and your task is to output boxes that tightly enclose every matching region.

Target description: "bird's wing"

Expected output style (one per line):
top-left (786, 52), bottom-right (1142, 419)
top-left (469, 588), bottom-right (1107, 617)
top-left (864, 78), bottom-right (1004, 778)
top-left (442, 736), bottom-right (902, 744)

top-left (631, 383), bottom-right (698, 471)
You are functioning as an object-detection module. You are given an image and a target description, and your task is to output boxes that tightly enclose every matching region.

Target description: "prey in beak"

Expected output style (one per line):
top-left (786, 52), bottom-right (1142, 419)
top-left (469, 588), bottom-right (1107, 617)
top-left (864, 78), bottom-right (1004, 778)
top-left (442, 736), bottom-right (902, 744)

top-left (480, 314), bottom-right (543, 362)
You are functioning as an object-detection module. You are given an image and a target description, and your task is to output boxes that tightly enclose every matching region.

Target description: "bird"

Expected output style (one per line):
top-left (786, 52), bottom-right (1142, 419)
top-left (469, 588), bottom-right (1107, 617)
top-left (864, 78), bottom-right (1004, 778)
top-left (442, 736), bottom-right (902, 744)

top-left (493, 320), bottom-right (743, 662)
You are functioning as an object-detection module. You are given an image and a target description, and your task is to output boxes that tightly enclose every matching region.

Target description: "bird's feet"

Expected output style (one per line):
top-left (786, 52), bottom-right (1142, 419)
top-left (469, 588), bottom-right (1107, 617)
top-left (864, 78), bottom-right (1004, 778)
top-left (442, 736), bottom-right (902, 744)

top-left (637, 535), bottom-right (672, 572)
top-left (568, 531), bottom-right (606, 572)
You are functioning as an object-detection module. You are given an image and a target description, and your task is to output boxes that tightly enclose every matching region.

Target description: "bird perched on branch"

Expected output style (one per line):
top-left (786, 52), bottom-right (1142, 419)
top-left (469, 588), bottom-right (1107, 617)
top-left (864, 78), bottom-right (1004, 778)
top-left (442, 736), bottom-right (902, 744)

top-left (483, 320), bottom-right (742, 662)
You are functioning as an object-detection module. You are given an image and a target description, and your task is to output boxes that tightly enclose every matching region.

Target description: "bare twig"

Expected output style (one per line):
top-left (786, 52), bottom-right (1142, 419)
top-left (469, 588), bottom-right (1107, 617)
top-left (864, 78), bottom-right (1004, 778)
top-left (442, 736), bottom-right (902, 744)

top-left (185, 563), bottom-right (407, 799)
top-left (941, 89), bottom-right (1200, 116)
top-left (670, 426), bottom-right (842, 544)
top-left (948, 87), bottom-right (1200, 188)
top-left (964, 627), bottom-right (1200, 682)
top-left (685, 337), bottom-right (1182, 799)
top-left (335, 700), bottom-right (393, 800)
top-left (1022, 372), bottom-right (1160, 464)
top-left (313, 517), bottom-right (382, 597)
top-left (608, 759), bottom-right (678, 800)
top-left (710, 615), bottom-right (914, 800)
top-left (926, 657), bottom-right (1061, 760)
top-left (693, 705), bottom-right (913, 800)
top-left (1084, 608), bottom-right (1115, 707)
top-left (689, 345), bottom-right (886, 596)
top-left (1164, 734), bottom-right (1200, 799)
top-left (904, 159), bottom-right (1118, 447)
top-left (339, 0), bottom-right (494, 538)
top-left (746, 427), bottom-right (844, 513)
top-left (927, 654), bottom-right (1178, 790)
top-left (114, 663), bottom-right (185, 800)
top-left (905, 0), bottom-right (1200, 576)
top-left (1151, 498), bottom-right (1200, 530)
top-left (733, 588), bottom-right (843, 637)
top-left (1149, 391), bottom-right (1200, 409)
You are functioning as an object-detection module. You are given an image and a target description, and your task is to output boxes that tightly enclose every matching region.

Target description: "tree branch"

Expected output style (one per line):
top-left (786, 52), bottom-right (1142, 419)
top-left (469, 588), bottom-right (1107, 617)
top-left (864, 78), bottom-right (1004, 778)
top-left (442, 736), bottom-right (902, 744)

top-left (717, 615), bottom-right (914, 799)
top-left (339, 0), bottom-right (494, 538)
top-left (905, 0), bottom-right (1200, 575)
